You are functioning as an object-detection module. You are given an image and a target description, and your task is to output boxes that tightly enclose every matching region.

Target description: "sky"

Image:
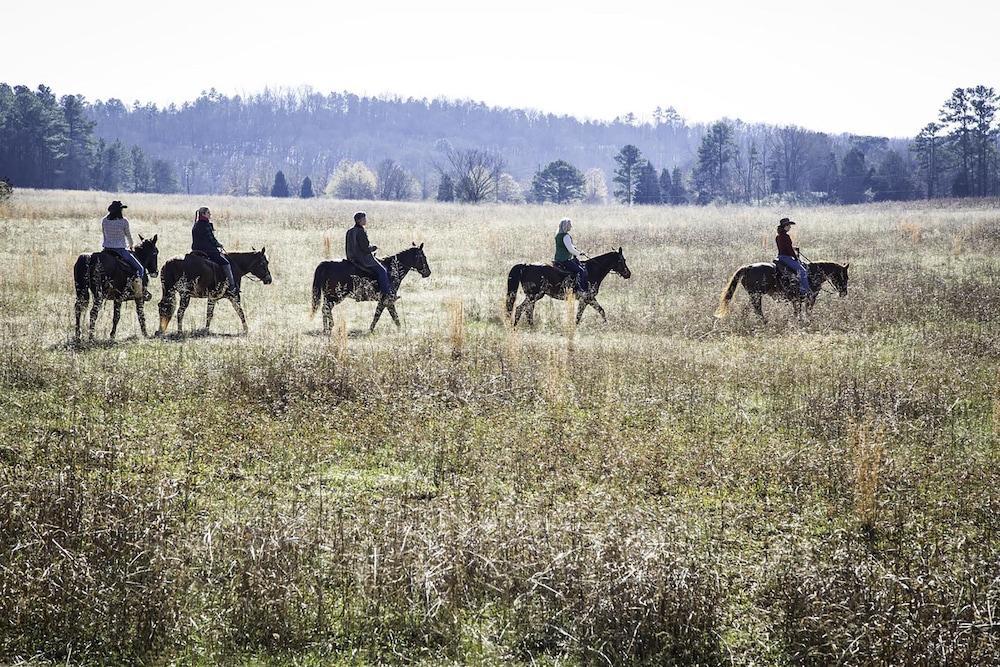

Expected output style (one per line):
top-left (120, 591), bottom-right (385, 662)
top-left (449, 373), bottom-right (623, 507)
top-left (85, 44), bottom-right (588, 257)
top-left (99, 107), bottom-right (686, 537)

top-left (4, 0), bottom-right (998, 137)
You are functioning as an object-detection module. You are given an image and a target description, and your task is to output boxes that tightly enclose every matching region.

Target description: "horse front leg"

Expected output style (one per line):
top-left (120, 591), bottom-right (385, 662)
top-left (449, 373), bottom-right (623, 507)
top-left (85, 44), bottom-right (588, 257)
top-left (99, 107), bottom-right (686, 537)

top-left (230, 296), bottom-right (249, 335)
top-left (576, 298), bottom-right (587, 324)
top-left (370, 301), bottom-right (386, 332)
top-left (513, 298), bottom-right (528, 327)
top-left (526, 296), bottom-right (541, 327)
top-left (387, 303), bottom-right (401, 328)
top-left (135, 298), bottom-right (148, 337)
top-left (205, 299), bottom-right (217, 332)
top-left (589, 299), bottom-right (608, 323)
top-left (88, 296), bottom-right (103, 340)
top-left (109, 300), bottom-right (122, 340)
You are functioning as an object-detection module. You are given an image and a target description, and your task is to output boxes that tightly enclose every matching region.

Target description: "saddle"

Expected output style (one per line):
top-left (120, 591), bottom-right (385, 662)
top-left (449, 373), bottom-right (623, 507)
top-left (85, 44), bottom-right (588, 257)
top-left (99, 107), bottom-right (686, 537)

top-left (97, 249), bottom-right (135, 273)
top-left (772, 259), bottom-right (811, 293)
top-left (548, 263), bottom-right (572, 276)
top-left (346, 259), bottom-right (378, 278)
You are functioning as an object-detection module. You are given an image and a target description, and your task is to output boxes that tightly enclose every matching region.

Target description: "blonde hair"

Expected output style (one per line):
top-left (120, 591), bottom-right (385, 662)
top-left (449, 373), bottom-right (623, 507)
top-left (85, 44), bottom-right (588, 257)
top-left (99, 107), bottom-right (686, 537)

top-left (195, 206), bottom-right (210, 223)
top-left (558, 218), bottom-right (572, 234)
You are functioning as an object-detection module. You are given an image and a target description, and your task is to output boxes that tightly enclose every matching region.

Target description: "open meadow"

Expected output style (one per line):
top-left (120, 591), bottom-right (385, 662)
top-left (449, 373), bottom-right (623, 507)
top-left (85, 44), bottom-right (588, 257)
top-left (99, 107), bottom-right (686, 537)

top-left (1, 189), bottom-right (999, 664)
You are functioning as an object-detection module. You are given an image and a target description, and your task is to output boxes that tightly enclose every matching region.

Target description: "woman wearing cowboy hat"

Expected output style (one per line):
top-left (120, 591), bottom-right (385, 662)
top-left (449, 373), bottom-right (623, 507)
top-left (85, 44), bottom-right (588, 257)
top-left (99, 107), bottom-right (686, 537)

top-left (775, 217), bottom-right (811, 296)
top-left (102, 200), bottom-right (146, 298)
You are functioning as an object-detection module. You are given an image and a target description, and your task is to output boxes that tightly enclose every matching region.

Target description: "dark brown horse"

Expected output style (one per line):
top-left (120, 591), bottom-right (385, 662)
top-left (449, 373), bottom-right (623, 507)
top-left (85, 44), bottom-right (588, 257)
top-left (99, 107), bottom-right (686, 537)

top-left (73, 235), bottom-right (159, 340)
top-left (311, 244), bottom-right (432, 333)
top-left (505, 248), bottom-right (631, 327)
top-left (715, 260), bottom-right (850, 322)
top-left (157, 249), bottom-right (272, 335)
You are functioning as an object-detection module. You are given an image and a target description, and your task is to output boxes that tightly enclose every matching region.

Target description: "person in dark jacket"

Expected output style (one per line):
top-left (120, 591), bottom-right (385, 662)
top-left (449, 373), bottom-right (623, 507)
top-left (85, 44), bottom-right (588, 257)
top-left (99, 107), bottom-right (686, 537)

top-left (345, 211), bottom-right (394, 300)
top-left (191, 207), bottom-right (236, 293)
top-left (775, 217), bottom-right (810, 296)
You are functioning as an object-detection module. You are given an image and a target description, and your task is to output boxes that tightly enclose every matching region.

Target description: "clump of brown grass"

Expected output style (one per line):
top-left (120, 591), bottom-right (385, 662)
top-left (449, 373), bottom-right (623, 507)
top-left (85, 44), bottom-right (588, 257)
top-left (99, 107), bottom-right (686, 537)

top-left (445, 298), bottom-right (465, 359)
top-left (851, 418), bottom-right (884, 534)
top-left (899, 220), bottom-right (924, 243)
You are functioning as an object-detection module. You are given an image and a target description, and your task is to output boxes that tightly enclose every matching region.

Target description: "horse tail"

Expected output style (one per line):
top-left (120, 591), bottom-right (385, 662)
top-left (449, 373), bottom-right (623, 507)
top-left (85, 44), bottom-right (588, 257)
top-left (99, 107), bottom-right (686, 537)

top-left (506, 264), bottom-right (524, 315)
top-left (73, 254), bottom-right (91, 304)
top-left (715, 266), bottom-right (747, 318)
top-left (310, 264), bottom-right (323, 318)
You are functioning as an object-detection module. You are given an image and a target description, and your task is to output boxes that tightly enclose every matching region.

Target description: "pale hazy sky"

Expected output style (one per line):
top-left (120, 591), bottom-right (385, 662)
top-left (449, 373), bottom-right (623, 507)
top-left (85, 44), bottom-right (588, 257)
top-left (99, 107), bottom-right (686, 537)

top-left (4, 0), bottom-right (997, 137)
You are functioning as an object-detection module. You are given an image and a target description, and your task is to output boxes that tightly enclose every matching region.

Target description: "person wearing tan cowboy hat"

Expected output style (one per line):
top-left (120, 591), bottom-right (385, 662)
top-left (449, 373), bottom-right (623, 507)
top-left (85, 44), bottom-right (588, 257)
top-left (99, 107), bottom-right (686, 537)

top-left (775, 217), bottom-right (811, 296)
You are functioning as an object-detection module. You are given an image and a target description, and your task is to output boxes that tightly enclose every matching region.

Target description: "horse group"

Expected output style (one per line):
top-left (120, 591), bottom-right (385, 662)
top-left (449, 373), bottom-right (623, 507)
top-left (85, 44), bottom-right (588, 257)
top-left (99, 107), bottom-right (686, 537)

top-left (72, 236), bottom-right (849, 341)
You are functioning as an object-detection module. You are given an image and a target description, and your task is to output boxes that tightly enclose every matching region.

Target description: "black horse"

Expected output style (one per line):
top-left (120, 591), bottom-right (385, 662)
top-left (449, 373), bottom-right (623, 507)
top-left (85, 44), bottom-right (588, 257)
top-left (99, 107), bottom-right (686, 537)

top-left (157, 249), bottom-right (273, 335)
top-left (74, 235), bottom-right (159, 340)
top-left (311, 244), bottom-right (432, 333)
top-left (505, 248), bottom-right (631, 327)
top-left (715, 260), bottom-right (850, 322)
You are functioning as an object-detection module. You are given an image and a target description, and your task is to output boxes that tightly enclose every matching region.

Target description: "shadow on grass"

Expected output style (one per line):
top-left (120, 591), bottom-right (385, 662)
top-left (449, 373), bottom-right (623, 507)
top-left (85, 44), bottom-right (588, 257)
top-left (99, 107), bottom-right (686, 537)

top-left (152, 329), bottom-right (246, 343)
top-left (55, 335), bottom-right (143, 352)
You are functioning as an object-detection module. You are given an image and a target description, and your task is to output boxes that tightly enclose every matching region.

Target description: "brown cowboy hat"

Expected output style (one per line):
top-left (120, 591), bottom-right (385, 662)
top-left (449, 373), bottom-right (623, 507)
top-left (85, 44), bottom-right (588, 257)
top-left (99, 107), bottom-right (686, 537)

top-left (778, 217), bottom-right (795, 226)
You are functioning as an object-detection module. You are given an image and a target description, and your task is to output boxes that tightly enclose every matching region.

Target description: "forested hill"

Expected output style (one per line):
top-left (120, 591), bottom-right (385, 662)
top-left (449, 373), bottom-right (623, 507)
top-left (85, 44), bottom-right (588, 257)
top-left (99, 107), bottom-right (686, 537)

top-left (5, 82), bottom-right (992, 204)
top-left (86, 89), bottom-right (704, 195)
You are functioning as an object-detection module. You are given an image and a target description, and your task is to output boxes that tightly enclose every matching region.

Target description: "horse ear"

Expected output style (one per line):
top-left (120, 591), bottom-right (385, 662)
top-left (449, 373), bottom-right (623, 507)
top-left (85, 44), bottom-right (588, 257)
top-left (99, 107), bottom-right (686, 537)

top-left (260, 245), bottom-right (265, 254)
top-left (138, 233), bottom-right (145, 241)
top-left (152, 234), bottom-right (158, 243)
top-left (618, 246), bottom-right (623, 254)
top-left (419, 242), bottom-right (424, 249)
top-left (252, 246), bottom-right (257, 252)
top-left (844, 262), bottom-right (850, 270)
top-left (412, 241), bottom-right (417, 247)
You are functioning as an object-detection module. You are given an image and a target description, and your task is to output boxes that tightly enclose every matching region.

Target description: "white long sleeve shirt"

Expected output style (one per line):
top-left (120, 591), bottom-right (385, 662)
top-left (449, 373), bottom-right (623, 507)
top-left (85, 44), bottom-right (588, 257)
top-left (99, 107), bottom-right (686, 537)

top-left (102, 216), bottom-right (134, 249)
top-left (563, 233), bottom-right (582, 258)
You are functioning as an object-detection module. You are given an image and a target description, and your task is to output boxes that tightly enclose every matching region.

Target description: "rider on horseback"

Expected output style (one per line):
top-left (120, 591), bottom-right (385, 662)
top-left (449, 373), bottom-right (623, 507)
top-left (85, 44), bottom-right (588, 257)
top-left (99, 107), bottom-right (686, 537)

top-left (346, 211), bottom-right (395, 301)
top-left (191, 207), bottom-right (237, 294)
top-left (554, 218), bottom-right (589, 294)
top-left (101, 200), bottom-right (145, 299)
top-left (775, 217), bottom-right (811, 297)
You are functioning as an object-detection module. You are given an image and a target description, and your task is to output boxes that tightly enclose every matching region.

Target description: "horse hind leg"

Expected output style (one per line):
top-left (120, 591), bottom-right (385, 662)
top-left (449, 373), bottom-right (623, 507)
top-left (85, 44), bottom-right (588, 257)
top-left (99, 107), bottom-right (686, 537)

top-left (321, 294), bottom-right (334, 335)
top-left (513, 298), bottom-right (528, 327)
top-left (750, 293), bottom-right (766, 323)
top-left (74, 293), bottom-right (89, 340)
top-left (205, 299), bottom-right (217, 331)
top-left (176, 294), bottom-right (191, 334)
top-left (88, 296), bottom-right (103, 340)
top-left (590, 299), bottom-right (608, 323)
top-left (109, 301), bottom-right (122, 340)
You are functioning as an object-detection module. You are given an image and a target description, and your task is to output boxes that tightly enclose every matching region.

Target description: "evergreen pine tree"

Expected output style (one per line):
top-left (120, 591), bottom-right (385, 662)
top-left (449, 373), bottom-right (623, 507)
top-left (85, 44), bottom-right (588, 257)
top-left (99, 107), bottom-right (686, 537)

top-left (659, 168), bottom-right (672, 204)
top-left (299, 175), bottom-right (314, 198)
top-left (531, 159), bottom-right (586, 203)
top-left (838, 148), bottom-right (868, 204)
top-left (270, 170), bottom-right (290, 197)
top-left (670, 167), bottom-right (687, 204)
top-left (612, 145), bottom-right (643, 205)
top-left (633, 161), bottom-right (661, 204)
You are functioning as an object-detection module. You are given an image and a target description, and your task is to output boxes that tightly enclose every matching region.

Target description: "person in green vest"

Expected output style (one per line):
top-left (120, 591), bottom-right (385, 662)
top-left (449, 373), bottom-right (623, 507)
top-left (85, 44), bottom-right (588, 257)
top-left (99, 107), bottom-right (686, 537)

top-left (554, 218), bottom-right (589, 294)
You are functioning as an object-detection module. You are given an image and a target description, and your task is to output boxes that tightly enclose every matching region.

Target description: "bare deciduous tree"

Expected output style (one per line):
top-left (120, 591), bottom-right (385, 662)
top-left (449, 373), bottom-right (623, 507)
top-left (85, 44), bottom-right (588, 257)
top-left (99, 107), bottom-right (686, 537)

top-left (435, 148), bottom-right (506, 203)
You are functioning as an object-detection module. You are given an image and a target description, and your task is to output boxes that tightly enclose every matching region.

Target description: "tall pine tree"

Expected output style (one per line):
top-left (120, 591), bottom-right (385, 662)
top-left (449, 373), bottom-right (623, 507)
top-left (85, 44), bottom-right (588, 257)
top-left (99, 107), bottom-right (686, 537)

top-left (612, 145), bottom-right (643, 205)
top-left (633, 161), bottom-right (661, 204)
top-left (270, 170), bottom-right (290, 197)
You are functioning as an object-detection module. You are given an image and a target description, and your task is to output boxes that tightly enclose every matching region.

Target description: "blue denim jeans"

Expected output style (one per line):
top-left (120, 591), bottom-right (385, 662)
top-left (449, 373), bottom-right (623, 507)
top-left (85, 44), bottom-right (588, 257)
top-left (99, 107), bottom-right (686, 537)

top-left (555, 258), bottom-right (589, 292)
top-left (370, 261), bottom-right (393, 296)
top-left (777, 255), bottom-right (810, 295)
top-left (105, 247), bottom-right (144, 278)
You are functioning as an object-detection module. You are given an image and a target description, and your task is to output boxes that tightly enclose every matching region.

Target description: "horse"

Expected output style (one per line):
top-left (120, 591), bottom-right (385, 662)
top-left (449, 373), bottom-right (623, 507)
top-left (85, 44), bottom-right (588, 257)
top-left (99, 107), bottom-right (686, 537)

top-left (715, 260), bottom-right (850, 322)
top-left (311, 244), bottom-right (432, 333)
top-left (73, 235), bottom-right (159, 340)
top-left (505, 248), bottom-right (631, 327)
top-left (157, 248), bottom-right (273, 336)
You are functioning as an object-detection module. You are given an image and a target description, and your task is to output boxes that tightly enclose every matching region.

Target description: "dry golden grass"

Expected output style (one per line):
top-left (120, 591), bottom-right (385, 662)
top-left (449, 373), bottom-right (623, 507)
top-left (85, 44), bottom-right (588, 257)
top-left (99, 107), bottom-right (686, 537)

top-left (1, 189), bottom-right (999, 664)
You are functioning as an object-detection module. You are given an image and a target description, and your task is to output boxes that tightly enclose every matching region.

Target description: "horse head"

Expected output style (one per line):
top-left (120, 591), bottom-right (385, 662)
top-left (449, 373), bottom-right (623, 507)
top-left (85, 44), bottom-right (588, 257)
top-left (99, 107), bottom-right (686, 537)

top-left (136, 234), bottom-right (159, 278)
top-left (614, 247), bottom-right (631, 279)
top-left (831, 262), bottom-right (849, 297)
top-left (248, 246), bottom-right (273, 284)
top-left (410, 242), bottom-right (432, 278)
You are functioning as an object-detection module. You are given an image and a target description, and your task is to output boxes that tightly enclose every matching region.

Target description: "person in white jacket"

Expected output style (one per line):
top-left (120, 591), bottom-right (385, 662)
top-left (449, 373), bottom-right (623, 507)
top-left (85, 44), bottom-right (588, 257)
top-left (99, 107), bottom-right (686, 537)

top-left (553, 218), bottom-right (589, 293)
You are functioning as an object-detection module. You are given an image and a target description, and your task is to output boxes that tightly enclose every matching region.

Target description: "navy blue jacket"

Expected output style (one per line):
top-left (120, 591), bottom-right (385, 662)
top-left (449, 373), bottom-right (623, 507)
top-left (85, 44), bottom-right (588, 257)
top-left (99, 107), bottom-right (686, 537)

top-left (192, 219), bottom-right (223, 254)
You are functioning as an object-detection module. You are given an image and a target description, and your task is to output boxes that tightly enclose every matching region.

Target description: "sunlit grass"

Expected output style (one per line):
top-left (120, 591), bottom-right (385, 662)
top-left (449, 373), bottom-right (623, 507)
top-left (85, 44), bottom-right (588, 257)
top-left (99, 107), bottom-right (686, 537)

top-left (1, 189), bottom-right (999, 663)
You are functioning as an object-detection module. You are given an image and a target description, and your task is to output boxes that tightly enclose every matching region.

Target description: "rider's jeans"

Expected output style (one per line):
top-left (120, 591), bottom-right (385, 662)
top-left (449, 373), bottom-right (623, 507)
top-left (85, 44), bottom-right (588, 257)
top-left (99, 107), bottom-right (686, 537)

top-left (776, 255), bottom-right (810, 294)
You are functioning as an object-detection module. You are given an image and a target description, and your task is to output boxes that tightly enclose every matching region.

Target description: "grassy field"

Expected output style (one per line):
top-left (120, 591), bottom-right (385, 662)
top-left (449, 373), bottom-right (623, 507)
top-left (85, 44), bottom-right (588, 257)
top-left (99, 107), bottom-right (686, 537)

top-left (1, 189), bottom-right (999, 664)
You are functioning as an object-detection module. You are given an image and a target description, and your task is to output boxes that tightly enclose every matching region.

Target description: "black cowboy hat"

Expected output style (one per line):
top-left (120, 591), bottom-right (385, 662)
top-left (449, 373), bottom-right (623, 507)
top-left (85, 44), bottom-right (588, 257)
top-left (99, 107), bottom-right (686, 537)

top-left (108, 200), bottom-right (127, 212)
top-left (778, 217), bottom-right (795, 226)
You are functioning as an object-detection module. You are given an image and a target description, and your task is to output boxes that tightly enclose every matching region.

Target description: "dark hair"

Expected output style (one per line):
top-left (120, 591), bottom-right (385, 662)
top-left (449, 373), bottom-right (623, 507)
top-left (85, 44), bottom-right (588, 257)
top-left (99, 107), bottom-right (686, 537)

top-left (354, 211), bottom-right (366, 223)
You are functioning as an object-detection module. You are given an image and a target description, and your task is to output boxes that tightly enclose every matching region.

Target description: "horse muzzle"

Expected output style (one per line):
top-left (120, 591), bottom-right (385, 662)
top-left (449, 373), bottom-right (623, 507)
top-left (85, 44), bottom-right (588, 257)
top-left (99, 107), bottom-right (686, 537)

top-left (420, 269), bottom-right (432, 278)
top-left (622, 270), bottom-right (632, 279)
top-left (263, 276), bottom-right (273, 285)
top-left (149, 271), bottom-right (159, 278)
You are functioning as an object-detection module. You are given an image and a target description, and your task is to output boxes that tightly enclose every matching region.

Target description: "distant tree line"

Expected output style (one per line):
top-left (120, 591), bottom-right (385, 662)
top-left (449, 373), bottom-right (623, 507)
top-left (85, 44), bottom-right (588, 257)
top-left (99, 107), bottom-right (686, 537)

top-left (0, 84), bottom-right (178, 193)
top-left (3, 82), bottom-right (997, 206)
